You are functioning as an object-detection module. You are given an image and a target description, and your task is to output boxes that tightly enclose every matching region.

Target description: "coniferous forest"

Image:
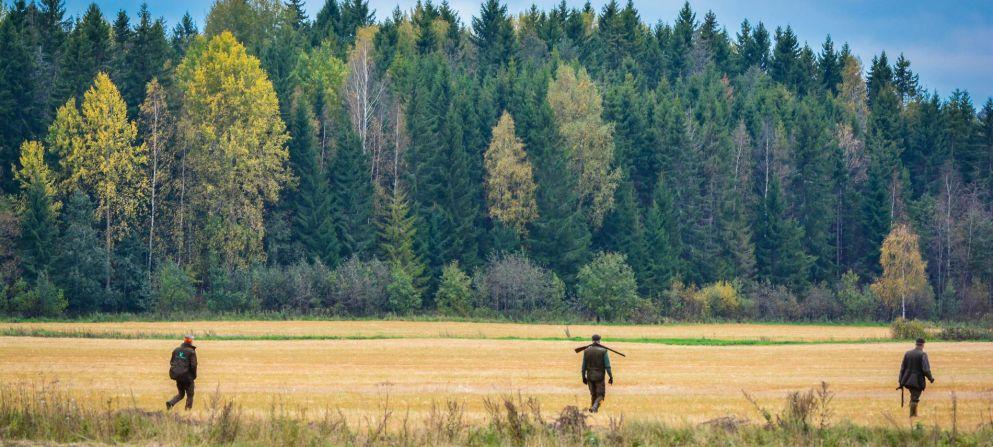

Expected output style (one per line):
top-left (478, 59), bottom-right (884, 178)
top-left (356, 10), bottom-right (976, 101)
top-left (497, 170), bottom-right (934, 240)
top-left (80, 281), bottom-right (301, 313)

top-left (1, 0), bottom-right (991, 322)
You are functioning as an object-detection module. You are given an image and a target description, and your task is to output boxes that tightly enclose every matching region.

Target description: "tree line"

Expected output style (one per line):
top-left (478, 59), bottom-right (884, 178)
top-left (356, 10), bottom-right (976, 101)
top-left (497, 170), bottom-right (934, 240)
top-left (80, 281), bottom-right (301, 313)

top-left (0, 0), bottom-right (991, 321)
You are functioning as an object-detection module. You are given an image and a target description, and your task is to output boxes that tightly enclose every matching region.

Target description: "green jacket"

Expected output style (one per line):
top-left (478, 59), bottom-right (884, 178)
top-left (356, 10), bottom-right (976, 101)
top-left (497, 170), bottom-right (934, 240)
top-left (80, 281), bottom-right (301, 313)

top-left (899, 348), bottom-right (933, 390)
top-left (581, 344), bottom-right (612, 382)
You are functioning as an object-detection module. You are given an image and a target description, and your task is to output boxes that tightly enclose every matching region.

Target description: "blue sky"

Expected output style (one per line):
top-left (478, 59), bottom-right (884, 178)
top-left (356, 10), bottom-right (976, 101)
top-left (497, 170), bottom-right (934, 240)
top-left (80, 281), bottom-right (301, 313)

top-left (61, 0), bottom-right (993, 102)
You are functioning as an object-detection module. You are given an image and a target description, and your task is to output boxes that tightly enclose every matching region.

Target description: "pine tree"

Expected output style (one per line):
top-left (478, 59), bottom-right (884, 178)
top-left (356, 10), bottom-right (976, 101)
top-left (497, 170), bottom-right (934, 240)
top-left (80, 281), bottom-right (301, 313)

top-left (595, 178), bottom-right (647, 287)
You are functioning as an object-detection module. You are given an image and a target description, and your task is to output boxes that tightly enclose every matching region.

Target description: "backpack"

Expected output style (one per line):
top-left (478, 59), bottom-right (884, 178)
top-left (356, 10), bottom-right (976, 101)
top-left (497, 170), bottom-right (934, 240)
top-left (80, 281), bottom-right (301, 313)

top-left (169, 347), bottom-right (190, 380)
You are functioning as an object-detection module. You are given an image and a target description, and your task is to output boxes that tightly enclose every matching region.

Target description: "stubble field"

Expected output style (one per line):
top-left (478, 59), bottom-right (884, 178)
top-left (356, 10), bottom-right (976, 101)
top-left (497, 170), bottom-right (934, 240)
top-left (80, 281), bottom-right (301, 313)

top-left (0, 320), bottom-right (991, 429)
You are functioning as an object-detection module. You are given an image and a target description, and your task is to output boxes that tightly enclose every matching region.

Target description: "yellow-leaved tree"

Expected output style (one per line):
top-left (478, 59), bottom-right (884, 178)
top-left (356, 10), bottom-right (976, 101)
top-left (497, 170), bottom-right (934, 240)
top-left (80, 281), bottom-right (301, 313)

top-left (547, 64), bottom-right (620, 228)
top-left (48, 72), bottom-right (147, 291)
top-left (175, 31), bottom-right (290, 270)
top-left (871, 223), bottom-right (934, 319)
top-left (484, 111), bottom-right (538, 236)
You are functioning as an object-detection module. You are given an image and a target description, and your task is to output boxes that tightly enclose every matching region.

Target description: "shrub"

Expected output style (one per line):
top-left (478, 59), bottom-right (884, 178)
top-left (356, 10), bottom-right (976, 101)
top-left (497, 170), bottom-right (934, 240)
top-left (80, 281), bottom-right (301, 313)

top-left (473, 252), bottom-right (564, 319)
top-left (694, 281), bottom-right (740, 319)
top-left (836, 271), bottom-right (879, 321)
top-left (386, 268), bottom-right (420, 315)
top-left (12, 273), bottom-right (66, 317)
top-left (800, 284), bottom-right (843, 321)
top-left (746, 281), bottom-right (800, 321)
top-left (576, 252), bottom-right (639, 321)
top-left (890, 318), bottom-right (929, 340)
top-left (153, 261), bottom-right (197, 313)
top-left (937, 324), bottom-right (993, 341)
top-left (435, 262), bottom-right (473, 317)
top-left (205, 266), bottom-right (251, 313)
top-left (327, 257), bottom-right (390, 316)
top-left (628, 298), bottom-right (661, 324)
top-left (663, 281), bottom-right (704, 320)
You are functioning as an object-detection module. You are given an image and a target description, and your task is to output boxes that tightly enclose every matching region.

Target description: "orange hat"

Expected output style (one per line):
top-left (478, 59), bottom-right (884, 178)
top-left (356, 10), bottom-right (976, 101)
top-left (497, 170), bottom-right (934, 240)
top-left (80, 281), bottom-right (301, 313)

top-left (184, 335), bottom-right (194, 344)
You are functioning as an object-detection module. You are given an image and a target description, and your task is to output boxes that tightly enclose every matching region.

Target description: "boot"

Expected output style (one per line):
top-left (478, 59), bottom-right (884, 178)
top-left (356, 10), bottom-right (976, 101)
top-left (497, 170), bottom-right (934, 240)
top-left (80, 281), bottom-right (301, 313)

top-left (591, 397), bottom-right (602, 413)
top-left (909, 402), bottom-right (918, 418)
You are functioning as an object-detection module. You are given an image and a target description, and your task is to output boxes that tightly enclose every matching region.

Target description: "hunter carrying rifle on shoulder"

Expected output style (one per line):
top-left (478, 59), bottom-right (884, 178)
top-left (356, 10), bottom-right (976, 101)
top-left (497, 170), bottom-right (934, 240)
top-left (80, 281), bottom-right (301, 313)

top-left (576, 334), bottom-right (624, 413)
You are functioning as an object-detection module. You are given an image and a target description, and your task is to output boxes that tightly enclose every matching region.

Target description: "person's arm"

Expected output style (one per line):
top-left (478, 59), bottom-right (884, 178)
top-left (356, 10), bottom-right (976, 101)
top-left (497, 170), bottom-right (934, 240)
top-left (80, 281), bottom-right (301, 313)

top-left (604, 352), bottom-right (613, 384)
top-left (189, 351), bottom-right (198, 380)
top-left (922, 353), bottom-right (934, 383)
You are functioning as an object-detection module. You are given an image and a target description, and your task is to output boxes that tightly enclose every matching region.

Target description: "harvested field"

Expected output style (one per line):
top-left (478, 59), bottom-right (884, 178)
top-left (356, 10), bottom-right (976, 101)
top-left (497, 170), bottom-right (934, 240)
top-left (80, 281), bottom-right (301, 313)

top-left (1, 321), bottom-right (990, 429)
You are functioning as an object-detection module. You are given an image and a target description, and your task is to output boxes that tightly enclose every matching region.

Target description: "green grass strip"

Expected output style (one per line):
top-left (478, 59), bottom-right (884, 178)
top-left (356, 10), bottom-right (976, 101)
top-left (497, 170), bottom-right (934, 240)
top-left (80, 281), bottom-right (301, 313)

top-left (0, 327), bottom-right (906, 346)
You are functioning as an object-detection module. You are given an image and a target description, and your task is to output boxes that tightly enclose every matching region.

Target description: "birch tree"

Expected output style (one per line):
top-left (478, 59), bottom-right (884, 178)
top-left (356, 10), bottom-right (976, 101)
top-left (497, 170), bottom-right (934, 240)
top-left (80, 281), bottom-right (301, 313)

top-left (49, 72), bottom-right (147, 291)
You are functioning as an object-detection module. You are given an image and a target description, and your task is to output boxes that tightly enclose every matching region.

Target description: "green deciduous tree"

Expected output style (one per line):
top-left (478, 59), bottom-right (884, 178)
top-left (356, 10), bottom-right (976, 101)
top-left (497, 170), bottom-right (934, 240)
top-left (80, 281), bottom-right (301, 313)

top-left (577, 251), bottom-right (638, 321)
top-left (175, 32), bottom-right (290, 270)
top-left (435, 261), bottom-right (472, 316)
top-left (547, 64), bottom-right (620, 227)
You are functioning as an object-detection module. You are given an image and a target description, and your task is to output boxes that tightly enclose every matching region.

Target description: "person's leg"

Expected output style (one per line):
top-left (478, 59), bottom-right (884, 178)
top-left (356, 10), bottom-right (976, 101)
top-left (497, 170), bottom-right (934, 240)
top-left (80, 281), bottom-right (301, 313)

top-left (591, 380), bottom-right (605, 412)
top-left (909, 387), bottom-right (922, 417)
top-left (184, 381), bottom-right (195, 410)
top-left (588, 380), bottom-right (597, 410)
top-left (167, 380), bottom-right (185, 409)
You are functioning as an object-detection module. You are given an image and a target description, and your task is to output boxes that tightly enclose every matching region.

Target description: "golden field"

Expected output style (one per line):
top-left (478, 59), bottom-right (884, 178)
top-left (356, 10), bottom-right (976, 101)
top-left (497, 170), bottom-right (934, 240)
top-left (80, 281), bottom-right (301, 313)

top-left (0, 320), bottom-right (891, 341)
top-left (0, 321), bottom-right (991, 429)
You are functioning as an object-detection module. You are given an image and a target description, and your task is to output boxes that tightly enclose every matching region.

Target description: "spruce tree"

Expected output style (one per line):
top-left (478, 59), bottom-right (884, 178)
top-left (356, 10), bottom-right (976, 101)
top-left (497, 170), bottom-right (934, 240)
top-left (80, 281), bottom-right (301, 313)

top-left (329, 114), bottom-right (375, 260)
top-left (753, 177), bottom-right (813, 288)
top-left (377, 186), bottom-right (428, 291)
top-left (15, 141), bottom-right (59, 280)
top-left (287, 93), bottom-right (339, 265)
top-left (56, 192), bottom-right (107, 314)
top-left (57, 4), bottom-right (112, 102)
top-left (818, 35), bottom-right (841, 95)
top-left (0, 5), bottom-right (42, 193)
top-left (471, 0), bottom-right (516, 74)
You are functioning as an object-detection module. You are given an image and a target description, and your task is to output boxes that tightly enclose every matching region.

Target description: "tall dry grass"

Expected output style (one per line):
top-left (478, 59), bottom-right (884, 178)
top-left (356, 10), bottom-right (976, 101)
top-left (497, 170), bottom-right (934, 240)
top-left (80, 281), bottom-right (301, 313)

top-left (2, 382), bottom-right (991, 446)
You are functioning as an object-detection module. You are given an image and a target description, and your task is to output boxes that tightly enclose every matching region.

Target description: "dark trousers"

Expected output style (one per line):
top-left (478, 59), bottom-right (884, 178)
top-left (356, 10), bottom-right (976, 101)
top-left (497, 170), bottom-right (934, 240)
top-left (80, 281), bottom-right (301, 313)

top-left (587, 379), bottom-right (606, 408)
top-left (908, 386), bottom-right (923, 403)
top-left (168, 379), bottom-right (195, 409)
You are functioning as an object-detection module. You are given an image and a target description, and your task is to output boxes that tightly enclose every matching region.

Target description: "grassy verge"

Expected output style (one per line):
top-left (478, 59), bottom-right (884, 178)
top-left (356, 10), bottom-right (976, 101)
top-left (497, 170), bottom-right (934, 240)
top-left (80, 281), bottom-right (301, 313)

top-left (0, 312), bottom-right (891, 327)
top-left (1, 382), bottom-right (990, 446)
top-left (0, 326), bottom-right (899, 346)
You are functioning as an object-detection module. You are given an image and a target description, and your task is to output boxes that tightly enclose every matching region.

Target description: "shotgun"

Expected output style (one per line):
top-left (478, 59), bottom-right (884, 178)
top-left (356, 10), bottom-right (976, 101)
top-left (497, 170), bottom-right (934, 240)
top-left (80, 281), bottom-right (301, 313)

top-left (574, 343), bottom-right (626, 357)
top-left (896, 385), bottom-right (904, 407)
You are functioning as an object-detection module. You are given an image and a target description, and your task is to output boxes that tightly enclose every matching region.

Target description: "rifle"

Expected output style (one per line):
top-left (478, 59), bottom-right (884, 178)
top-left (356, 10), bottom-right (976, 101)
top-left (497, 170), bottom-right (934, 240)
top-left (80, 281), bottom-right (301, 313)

top-left (574, 343), bottom-right (626, 357)
top-left (896, 385), bottom-right (904, 407)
